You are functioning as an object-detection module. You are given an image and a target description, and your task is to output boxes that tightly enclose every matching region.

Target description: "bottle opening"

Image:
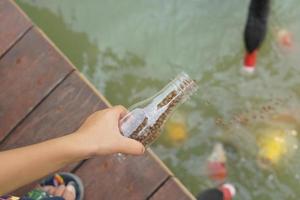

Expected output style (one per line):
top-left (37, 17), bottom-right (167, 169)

top-left (172, 72), bottom-right (198, 99)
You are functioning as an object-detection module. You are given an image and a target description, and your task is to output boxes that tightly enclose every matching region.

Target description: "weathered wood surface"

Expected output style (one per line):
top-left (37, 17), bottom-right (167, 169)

top-left (0, 71), bottom-right (106, 151)
top-left (75, 153), bottom-right (170, 200)
top-left (0, 0), bottom-right (195, 199)
top-left (0, 28), bottom-right (74, 142)
top-left (150, 177), bottom-right (196, 200)
top-left (0, 0), bottom-right (32, 57)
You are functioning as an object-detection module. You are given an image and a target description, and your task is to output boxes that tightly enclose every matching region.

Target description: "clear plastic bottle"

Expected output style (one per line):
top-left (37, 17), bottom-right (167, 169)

top-left (119, 72), bottom-right (198, 147)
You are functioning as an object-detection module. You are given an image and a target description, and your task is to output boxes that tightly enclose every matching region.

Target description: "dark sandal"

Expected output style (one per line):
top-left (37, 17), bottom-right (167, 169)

top-left (40, 172), bottom-right (84, 200)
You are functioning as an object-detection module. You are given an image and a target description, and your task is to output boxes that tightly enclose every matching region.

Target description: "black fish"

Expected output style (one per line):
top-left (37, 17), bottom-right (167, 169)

top-left (244, 0), bottom-right (270, 53)
top-left (196, 184), bottom-right (236, 200)
top-left (242, 0), bottom-right (271, 72)
top-left (197, 188), bottom-right (223, 200)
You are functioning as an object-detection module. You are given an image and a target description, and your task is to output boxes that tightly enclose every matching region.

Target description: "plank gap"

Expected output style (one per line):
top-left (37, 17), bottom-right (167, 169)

top-left (0, 69), bottom-right (75, 145)
top-left (0, 25), bottom-right (33, 60)
top-left (146, 175), bottom-right (172, 200)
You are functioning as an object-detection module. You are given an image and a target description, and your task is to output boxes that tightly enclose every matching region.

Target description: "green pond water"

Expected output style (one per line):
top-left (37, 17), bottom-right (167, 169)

top-left (16, 0), bottom-right (300, 199)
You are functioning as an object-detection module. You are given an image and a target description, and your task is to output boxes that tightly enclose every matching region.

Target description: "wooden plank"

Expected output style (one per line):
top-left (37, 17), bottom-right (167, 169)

top-left (0, 71), bottom-right (107, 151)
top-left (0, 0), bottom-right (32, 57)
top-left (150, 177), bottom-right (196, 200)
top-left (74, 152), bottom-right (170, 200)
top-left (0, 27), bottom-right (75, 142)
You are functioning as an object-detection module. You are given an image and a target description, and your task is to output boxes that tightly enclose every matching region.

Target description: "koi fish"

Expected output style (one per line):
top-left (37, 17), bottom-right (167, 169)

top-left (206, 143), bottom-right (227, 182)
top-left (165, 112), bottom-right (187, 144)
top-left (257, 128), bottom-right (298, 168)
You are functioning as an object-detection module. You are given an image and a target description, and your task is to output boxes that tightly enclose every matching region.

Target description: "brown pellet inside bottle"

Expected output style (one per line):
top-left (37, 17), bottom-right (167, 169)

top-left (126, 78), bottom-right (194, 146)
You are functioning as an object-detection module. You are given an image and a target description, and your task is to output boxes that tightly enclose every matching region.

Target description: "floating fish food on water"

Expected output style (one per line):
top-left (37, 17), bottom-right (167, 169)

top-left (120, 72), bottom-right (198, 147)
top-left (213, 98), bottom-right (288, 130)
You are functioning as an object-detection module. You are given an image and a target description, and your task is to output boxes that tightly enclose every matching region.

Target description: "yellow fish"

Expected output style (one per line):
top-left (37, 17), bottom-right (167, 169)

top-left (257, 128), bottom-right (298, 167)
top-left (165, 112), bottom-right (187, 144)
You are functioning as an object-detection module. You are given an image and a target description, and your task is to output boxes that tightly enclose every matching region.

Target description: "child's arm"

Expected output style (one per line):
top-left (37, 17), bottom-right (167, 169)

top-left (0, 106), bottom-right (145, 195)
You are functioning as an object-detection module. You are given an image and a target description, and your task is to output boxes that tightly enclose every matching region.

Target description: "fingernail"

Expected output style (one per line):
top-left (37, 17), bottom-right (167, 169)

top-left (66, 182), bottom-right (76, 194)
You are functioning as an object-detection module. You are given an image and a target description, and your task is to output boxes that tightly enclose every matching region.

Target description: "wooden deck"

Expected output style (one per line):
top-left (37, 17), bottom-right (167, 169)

top-left (0, 1), bottom-right (195, 199)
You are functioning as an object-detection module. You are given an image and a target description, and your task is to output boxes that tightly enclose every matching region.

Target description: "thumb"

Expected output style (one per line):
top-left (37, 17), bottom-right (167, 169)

top-left (117, 137), bottom-right (145, 155)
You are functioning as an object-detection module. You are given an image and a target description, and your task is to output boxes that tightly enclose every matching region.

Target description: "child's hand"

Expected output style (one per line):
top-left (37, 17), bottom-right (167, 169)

top-left (74, 106), bottom-right (145, 157)
top-left (0, 105), bottom-right (145, 194)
